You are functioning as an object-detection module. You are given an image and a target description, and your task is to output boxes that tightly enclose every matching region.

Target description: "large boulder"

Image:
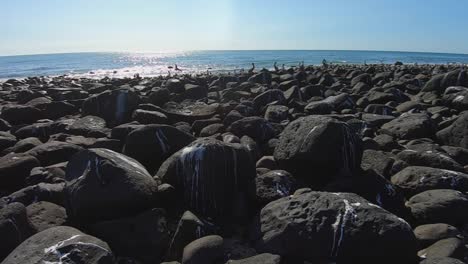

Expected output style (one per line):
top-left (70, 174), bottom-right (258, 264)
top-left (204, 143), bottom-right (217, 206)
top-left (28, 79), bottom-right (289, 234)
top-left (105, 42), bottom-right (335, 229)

top-left (228, 117), bottom-right (276, 144)
top-left (68, 115), bottom-right (107, 136)
top-left (26, 201), bottom-right (67, 232)
top-left (422, 70), bottom-right (468, 94)
top-left (25, 141), bottom-right (84, 166)
top-left (437, 112), bottom-right (468, 149)
top-left (391, 166), bottom-right (468, 197)
top-left (0, 153), bottom-right (40, 193)
top-left (1, 226), bottom-right (114, 264)
top-left (182, 235), bottom-right (224, 264)
top-left (0, 105), bottom-right (43, 125)
top-left (380, 113), bottom-right (436, 140)
top-left (274, 116), bottom-right (362, 187)
top-left (123, 125), bottom-right (195, 174)
top-left (396, 150), bottom-right (464, 172)
top-left (82, 89), bottom-right (140, 126)
top-left (255, 190), bottom-right (417, 262)
top-left (406, 189), bottom-right (468, 225)
top-left (64, 148), bottom-right (157, 224)
top-left (156, 138), bottom-right (255, 221)
top-left (0, 202), bottom-right (34, 260)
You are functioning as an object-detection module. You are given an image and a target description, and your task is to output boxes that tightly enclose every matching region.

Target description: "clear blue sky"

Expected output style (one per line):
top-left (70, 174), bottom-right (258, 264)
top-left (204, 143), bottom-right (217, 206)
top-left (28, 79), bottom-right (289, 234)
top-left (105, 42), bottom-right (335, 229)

top-left (2, 0), bottom-right (468, 55)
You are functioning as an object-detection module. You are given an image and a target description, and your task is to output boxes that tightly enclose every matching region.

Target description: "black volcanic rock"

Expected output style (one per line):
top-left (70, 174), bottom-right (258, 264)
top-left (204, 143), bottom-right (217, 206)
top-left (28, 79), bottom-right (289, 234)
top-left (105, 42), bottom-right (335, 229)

top-left (254, 189), bottom-right (417, 262)
top-left (82, 89), bottom-right (140, 126)
top-left (123, 124), bottom-right (195, 174)
top-left (274, 115), bottom-right (362, 187)
top-left (1, 226), bottom-right (114, 264)
top-left (155, 138), bottom-right (255, 221)
top-left (64, 148), bottom-right (157, 224)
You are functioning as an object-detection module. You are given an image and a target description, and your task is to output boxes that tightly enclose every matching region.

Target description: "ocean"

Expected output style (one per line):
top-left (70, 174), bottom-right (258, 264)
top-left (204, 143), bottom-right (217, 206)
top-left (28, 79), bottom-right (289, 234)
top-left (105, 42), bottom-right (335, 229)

top-left (1, 50), bottom-right (468, 80)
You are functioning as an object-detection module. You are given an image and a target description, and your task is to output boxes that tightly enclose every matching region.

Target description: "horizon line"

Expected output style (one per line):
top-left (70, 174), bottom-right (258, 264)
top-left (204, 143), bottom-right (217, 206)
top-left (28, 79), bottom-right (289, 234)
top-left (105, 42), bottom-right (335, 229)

top-left (1, 48), bottom-right (468, 58)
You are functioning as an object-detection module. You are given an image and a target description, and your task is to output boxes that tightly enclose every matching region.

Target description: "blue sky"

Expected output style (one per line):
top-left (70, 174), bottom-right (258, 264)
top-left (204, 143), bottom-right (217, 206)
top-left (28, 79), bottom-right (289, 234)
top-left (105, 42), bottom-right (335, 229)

top-left (1, 0), bottom-right (468, 55)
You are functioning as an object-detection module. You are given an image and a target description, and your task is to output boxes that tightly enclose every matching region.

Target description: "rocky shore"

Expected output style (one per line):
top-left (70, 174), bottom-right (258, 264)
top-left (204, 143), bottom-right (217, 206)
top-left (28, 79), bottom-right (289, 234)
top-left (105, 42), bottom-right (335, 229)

top-left (0, 63), bottom-right (468, 264)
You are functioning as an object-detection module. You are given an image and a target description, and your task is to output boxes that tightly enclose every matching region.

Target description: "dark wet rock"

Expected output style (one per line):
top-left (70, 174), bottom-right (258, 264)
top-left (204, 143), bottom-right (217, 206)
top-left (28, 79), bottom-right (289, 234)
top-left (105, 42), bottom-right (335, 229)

top-left (406, 189), bottom-right (468, 225)
top-left (90, 208), bottom-right (169, 263)
top-left (184, 84), bottom-right (208, 100)
top-left (437, 112), bottom-right (468, 149)
top-left (249, 170), bottom-right (296, 208)
top-left (162, 102), bottom-right (219, 123)
top-left (1, 226), bottom-right (114, 264)
top-left (396, 150), bottom-right (465, 172)
top-left (221, 238), bottom-right (257, 261)
top-left (123, 124), bottom-right (195, 174)
top-left (0, 153), bottom-right (40, 193)
top-left (225, 253), bottom-right (281, 264)
top-left (11, 122), bottom-right (52, 140)
top-left (166, 211), bottom-right (214, 262)
top-left (441, 146), bottom-right (468, 166)
top-left (264, 105), bottom-right (288, 123)
top-left (68, 115), bottom-right (107, 136)
top-left (255, 190), bottom-right (416, 262)
top-left (156, 138), bottom-right (255, 221)
top-left (25, 141), bottom-right (83, 166)
top-left (192, 118), bottom-right (222, 135)
top-left (274, 115), bottom-right (362, 187)
top-left (2, 137), bottom-right (42, 154)
top-left (228, 117), bottom-right (276, 144)
top-left (255, 156), bottom-right (278, 170)
top-left (418, 238), bottom-right (465, 260)
top-left (361, 113), bottom-right (395, 128)
top-left (0, 118), bottom-right (11, 131)
top-left (414, 223), bottom-right (462, 248)
top-left (26, 163), bottom-right (66, 186)
top-left (364, 104), bottom-right (394, 115)
top-left (0, 202), bottom-right (34, 260)
top-left (380, 113), bottom-right (436, 140)
top-left (1, 183), bottom-right (65, 207)
top-left (361, 149), bottom-right (395, 178)
top-left (420, 257), bottom-right (466, 264)
top-left (391, 166), bottom-right (468, 197)
top-left (165, 79), bottom-right (185, 94)
top-left (199, 123), bottom-right (224, 137)
top-left (340, 169), bottom-right (408, 219)
top-left (26, 201), bottom-right (67, 232)
top-left (40, 101), bottom-right (77, 119)
top-left (374, 134), bottom-right (402, 151)
top-left (0, 132), bottom-right (17, 151)
top-left (351, 73), bottom-right (372, 87)
top-left (442, 86), bottom-right (468, 111)
top-left (132, 109), bottom-right (169, 124)
top-left (149, 87), bottom-right (170, 106)
top-left (248, 71), bottom-right (272, 85)
top-left (304, 100), bottom-right (333, 114)
top-left (64, 148), bottom-right (157, 224)
top-left (422, 70), bottom-right (468, 94)
top-left (182, 235), bottom-right (224, 264)
top-left (253, 89), bottom-right (285, 111)
top-left (110, 122), bottom-right (145, 142)
top-left (82, 89), bottom-right (140, 126)
top-left (0, 105), bottom-right (43, 125)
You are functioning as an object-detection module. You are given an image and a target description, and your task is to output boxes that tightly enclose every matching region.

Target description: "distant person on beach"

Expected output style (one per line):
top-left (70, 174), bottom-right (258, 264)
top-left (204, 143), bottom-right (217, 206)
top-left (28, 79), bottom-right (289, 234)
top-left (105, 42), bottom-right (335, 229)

top-left (175, 64), bottom-right (182, 71)
top-left (274, 62), bottom-right (279, 72)
top-left (322, 59), bottom-right (328, 68)
top-left (248, 63), bottom-right (255, 74)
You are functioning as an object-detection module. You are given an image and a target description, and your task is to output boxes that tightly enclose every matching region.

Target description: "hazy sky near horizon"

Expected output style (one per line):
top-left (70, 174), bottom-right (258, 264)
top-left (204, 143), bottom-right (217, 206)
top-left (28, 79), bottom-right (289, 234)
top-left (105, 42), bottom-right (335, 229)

top-left (2, 0), bottom-right (468, 56)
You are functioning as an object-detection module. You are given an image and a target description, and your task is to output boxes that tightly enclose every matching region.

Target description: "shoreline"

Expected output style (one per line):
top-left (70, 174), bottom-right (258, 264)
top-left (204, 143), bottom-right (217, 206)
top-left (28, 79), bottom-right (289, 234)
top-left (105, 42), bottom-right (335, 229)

top-left (2, 62), bottom-right (468, 83)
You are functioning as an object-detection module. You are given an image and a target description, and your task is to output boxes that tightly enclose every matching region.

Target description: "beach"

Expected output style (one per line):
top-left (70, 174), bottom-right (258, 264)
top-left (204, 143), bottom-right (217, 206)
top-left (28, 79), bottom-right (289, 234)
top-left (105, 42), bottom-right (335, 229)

top-left (1, 62), bottom-right (468, 263)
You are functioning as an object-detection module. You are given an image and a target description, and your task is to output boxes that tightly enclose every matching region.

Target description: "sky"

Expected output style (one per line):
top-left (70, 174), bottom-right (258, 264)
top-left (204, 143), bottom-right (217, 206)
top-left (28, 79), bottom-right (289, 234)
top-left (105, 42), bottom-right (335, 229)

top-left (1, 0), bottom-right (468, 56)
